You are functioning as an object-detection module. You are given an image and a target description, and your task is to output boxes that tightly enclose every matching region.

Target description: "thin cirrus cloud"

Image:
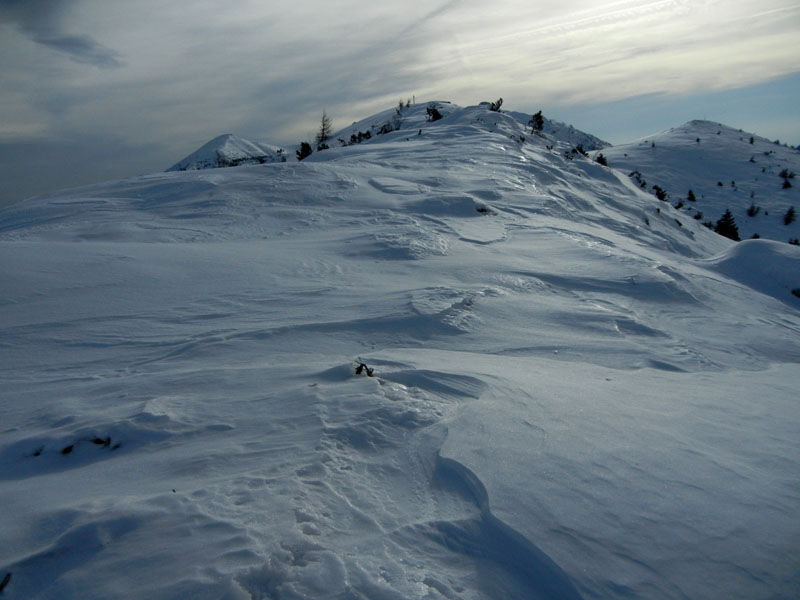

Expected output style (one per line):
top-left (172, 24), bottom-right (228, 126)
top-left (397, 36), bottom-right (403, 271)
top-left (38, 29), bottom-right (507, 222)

top-left (413, 0), bottom-right (800, 103)
top-left (0, 0), bottom-right (798, 204)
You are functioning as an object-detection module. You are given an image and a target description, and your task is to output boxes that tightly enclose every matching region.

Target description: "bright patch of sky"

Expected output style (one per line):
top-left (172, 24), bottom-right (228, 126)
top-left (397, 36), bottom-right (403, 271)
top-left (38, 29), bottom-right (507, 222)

top-left (1, 0), bottom-right (798, 203)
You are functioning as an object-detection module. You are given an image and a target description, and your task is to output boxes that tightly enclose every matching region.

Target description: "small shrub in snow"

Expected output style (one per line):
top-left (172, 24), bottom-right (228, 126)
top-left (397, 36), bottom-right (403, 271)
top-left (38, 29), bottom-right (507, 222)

top-left (488, 98), bottom-right (503, 112)
top-left (570, 145), bottom-right (588, 158)
top-left (784, 206), bottom-right (796, 226)
top-left (595, 153), bottom-right (608, 166)
top-left (747, 203), bottom-right (760, 217)
top-left (346, 130), bottom-right (373, 146)
top-left (792, 288), bottom-right (800, 297)
top-left (714, 209), bottom-right (740, 241)
top-left (783, 179), bottom-right (793, 189)
top-left (652, 185), bottom-right (668, 201)
top-left (687, 189), bottom-right (696, 202)
top-left (378, 110), bottom-right (404, 135)
top-left (751, 233), bottom-right (760, 239)
top-left (296, 142), bottom-right (313, 161)
top-left (529, 111), bottom-right (544, 133)
top-left (426, 106), bottom-right (443, 122)
top-left (789, 238), bottom-right (799, 246)
top-left (694, 212), bottom-right (703, 220)
top-left (354, 361), bottom-right (374, 377)
top-left (628, 171), bottom-right (647, 189)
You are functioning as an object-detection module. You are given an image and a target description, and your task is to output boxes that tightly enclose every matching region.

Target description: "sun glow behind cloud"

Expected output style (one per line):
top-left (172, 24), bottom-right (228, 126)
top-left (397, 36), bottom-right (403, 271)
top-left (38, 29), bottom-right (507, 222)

top-left (410, 0), bottom-right (800, 102)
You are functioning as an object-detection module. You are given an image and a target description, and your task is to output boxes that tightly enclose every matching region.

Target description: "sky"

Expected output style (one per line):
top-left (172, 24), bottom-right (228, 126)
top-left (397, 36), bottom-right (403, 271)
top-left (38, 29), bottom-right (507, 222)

top-left (1, 0), bottom-right (799, 204)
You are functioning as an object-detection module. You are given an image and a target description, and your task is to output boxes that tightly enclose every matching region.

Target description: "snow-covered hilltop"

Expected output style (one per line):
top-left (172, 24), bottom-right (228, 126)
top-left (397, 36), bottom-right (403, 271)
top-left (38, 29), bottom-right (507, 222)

top-left (601, 120), bottom-right (800, 242)
top-left (1, 102), bottom-right (799, 600)
top-left (167, 133), bottom-right (286, 171)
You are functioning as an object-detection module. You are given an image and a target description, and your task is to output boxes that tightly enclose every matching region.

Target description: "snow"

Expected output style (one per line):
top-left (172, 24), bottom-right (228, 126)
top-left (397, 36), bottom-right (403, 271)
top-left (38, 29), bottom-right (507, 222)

top-left (600, 120), bottom-right (800, 242)
top-left (167, 134), bottom-right (286, 171)
top-left (1, 102), bottom-right (799, 599)
top-left (704, 239), bottom-right (800, 305)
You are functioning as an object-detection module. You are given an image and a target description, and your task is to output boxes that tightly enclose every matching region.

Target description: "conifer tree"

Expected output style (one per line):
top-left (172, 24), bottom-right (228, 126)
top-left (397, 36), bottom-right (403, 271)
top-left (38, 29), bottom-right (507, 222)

top-left (529, 111), bottom-right (544, 133)
top-left (315, 110), bottom-right (333, 146)
top-left (714, 209), bottom-right (740, 241)
top-left (489, 98), bottom-right (503, 112)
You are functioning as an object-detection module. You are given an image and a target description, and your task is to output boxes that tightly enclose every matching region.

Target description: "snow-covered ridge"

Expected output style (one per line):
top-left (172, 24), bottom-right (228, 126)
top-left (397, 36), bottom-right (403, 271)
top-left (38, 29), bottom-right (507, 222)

top-left (167, 101), bottom-right (609, 174)
top-left (1, 101), bottom-right (799, 599)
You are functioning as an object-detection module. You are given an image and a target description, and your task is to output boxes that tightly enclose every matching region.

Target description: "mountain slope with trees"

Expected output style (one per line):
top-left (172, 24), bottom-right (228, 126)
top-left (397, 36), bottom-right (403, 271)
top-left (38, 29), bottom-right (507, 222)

top-left (600, 120), bottom-right (800, 243)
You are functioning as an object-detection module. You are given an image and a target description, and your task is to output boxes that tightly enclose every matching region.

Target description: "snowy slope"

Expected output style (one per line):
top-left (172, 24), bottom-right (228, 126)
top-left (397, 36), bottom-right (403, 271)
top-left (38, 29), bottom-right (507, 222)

top-left (1, 103), bottom-right (799, 600)
top-left (601, 120), bottom-right (800, 242)
top-left (167, 134), bottom-right (286, 171)
top-left (505, 110), bottom-right (610, 151)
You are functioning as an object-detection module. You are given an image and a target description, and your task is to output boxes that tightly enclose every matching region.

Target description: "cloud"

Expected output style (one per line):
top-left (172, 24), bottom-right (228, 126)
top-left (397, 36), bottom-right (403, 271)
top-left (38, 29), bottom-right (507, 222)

top-left (0, 0), bottom-right (798, 205)
top-left (32, 33), bottom-right (123, 67)
top-left (0, 0), bottom-right (123, 67)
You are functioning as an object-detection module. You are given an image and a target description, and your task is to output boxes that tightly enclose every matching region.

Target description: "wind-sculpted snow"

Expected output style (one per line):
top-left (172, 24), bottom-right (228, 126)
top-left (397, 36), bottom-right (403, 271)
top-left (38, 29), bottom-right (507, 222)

top-left (1, 102), bottom-right (799, 599)
top-left (702, 238), bottom-right (800, 307)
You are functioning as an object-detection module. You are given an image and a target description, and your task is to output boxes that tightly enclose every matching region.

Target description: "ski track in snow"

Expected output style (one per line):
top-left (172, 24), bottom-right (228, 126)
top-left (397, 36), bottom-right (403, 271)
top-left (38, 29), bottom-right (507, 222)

top-left (1, 102), bottom-right (799, 599)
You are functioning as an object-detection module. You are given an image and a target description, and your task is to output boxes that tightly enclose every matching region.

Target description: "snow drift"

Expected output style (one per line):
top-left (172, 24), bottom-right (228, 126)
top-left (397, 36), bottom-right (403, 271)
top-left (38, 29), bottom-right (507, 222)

top-left (1, 102), bottom-right (798, 600)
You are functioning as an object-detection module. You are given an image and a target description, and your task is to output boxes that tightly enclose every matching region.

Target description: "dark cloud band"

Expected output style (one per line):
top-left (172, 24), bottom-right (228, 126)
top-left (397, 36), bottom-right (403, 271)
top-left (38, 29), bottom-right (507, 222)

top-left (0, 0), bottom-right (123, 68)
top-left (33, 33), bottom-right (123, 67)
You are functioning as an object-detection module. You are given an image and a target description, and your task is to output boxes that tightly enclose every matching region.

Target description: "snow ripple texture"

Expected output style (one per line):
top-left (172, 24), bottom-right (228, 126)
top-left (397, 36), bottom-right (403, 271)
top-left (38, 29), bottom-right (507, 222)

top-left (1, 102), bottom-right (799, 599)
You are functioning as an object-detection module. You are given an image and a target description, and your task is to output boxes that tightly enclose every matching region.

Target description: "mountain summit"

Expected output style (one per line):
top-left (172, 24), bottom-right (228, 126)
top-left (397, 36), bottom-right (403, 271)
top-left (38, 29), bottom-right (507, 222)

top-left (167, 133), bottom-right (286, 171)
top-left (602, 119), bottom-right (799, 242)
